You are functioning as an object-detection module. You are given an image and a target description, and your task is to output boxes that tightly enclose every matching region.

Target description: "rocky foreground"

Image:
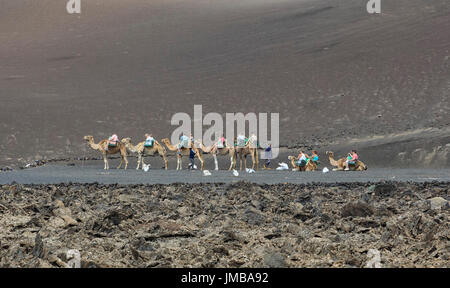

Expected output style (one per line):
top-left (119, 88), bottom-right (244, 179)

top-left (0, 181), bottom-right (448, 268)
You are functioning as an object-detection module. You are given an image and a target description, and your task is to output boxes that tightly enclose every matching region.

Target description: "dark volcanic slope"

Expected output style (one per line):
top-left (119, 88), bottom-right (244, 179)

top-left (1, 0), bottom-right (449, 166)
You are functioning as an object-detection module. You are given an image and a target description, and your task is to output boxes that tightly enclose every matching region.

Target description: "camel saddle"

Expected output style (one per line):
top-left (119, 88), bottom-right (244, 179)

top-left (108, 135), bottom-right (119, 147)
top-left (144, 138), bottom-right (154, 147)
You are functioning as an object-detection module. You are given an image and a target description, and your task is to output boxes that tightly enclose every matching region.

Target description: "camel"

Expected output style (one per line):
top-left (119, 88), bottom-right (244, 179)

top-left (161, 138), bottom-right (204, 170)
top-left (288, 156), bottom-right (318, 171)
top-left (121, 137), bottom-right (168, 170)
top-left (233, 135), bottom-right (259, 171)
top-left (326, 151), bottom-right (368, 171)
top-left (83, 135), bottom-right (128, 170)
top-left (195, 140), bottom-right (236, 170)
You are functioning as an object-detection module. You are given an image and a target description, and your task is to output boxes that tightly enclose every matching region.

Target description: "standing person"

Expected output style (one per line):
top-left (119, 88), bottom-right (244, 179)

top-left (263, 144), bottom-right (272, 169)
top-left (188, 147), bottom-right (196, 170)
top-left (345, 150), bottom-right (359, 170)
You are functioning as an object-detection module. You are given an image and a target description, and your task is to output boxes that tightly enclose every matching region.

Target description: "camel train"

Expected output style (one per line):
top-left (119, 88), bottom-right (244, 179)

top-left (83, 134), bottom-right (367, 172)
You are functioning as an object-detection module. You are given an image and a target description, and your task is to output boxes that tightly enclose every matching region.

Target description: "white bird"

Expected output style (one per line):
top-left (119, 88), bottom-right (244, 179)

top-left (143, 163), bottom-right (151, 172)
top-left (276, 162), bottom-right (289, 171)
top-left (232, 169), bottom-right (239, 177)
top-left (203, 170), bottom-right (211, 176)
top-left (246, 168), bottom-right (255, 173)
top-left (322, 167), bottom-right (329, 173)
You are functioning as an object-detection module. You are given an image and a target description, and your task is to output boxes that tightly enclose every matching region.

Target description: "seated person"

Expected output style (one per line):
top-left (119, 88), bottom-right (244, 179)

top-left (246, 134), bottom-right (258, 148)
top-left (345, 150), bottom-right (359, 170)
top-left (179, 134), bottom-right (190, 148)
top-left (217, 135), bottom-right (226, 149)
top-left (177, 134), bottom-right (190, 155)
top-left (107, 134), bottom-right (119, 150)
top-left (144, 134), bottom-right (154, 147)
top-left (296, 150), bottom-right (309, 167)
top-left (237, 134), bottom-right (246, 147)
top-left (310, 150), bottom-right (319, 165)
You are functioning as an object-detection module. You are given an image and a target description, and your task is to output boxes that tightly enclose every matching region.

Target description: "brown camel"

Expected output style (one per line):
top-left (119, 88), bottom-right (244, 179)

top-left (288, 156), bottom-right (317, 171)
top-left (233, 135), bottom-right (259, 171)
top-left (83, 135), bottom-right (128, 170)
top-left (121, 137), bottom-right (168, 170)
top-left (161, 138), bottom-right (204, 170)
top-left (326, 151), bottom-right (368, 171)
top-left (195, 140), bottom-right (236, 170)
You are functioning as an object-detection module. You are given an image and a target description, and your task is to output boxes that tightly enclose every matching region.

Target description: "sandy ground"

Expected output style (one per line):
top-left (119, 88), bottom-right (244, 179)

top-left (1, 0), bottom-right (449, 168)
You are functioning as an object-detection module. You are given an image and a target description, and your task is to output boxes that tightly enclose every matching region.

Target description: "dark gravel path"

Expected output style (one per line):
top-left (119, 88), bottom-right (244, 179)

top-left (1, 163), bottom-right (449, 184)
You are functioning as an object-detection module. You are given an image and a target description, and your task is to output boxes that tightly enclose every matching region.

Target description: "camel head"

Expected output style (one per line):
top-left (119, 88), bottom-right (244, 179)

top-left (121, 137), bottom-right (132, 144)
top-left (360, 162), bottom-right (368, 170)
top-left (194, 139), bottom-right (203, 147)
top-left (326, 151), bottom-right (334, 157)
top-left (161, 138), bottom-right (176, 149)
top-left (83, 135), bottom-right (94, 142)
top-left (288, 156), bottom-right (295, 161)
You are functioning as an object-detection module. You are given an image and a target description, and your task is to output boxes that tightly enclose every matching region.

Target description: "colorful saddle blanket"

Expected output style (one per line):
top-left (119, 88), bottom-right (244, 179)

top-left (178, 136), bottom-right (190, 148)
top-left (144, 138), bottom-right (154, 147)
top-left (108, 135), bottom-right (119, 147)
top-left (237, 136), bottom-right (246, 147)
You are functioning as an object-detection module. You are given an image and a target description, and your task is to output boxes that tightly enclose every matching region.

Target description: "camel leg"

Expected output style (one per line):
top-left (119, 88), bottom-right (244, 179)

top-left (162, 155), bottom-right (168, 170)
top-left (117, 151), bottom-right (124, 169)
top-left (137, 153), bottom-right (142, 170)
top-left (124, 156), bottom-right (128, 170)
top-left (142, 154), bottom-right (147, 169)
top-left (228, 154), bottom-right (234, 171)
top-left (196, 151), bottom-right (204, 170)
top-left (251, 152), bottom-right (255, 170)
top-left (177, 156), bottom-right (182, 170)
top-left (103, 153), bottom-right (108, 170)
top-left (213, 154), bottom-right (219, 171)
top-left (231, 152), bottom-right (236, 170)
